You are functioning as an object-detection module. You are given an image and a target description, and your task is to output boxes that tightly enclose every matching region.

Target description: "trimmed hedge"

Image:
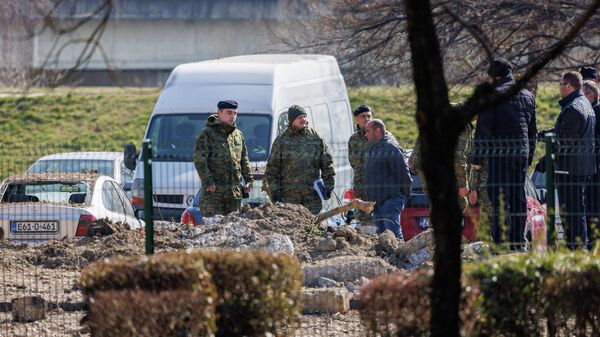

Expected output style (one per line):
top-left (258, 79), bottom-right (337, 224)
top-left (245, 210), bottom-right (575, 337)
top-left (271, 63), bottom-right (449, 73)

top-left (465, 252), bottom-right (600, 337)
top-left (87, 289), bottom-right (216, 337)
top-left (79, 249), bottom-right (303, 337)
top-left (186, 249), bottom-right (303, 337)
top-left (79, 253), bottom-right (213, 294)
top-left (358, 269), bottom-right (479, 337)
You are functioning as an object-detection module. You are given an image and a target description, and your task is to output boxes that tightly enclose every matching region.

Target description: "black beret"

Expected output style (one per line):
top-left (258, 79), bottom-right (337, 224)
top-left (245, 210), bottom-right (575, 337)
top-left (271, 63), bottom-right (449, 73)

top-left (217, 100), bottom-right (238, 109)
top-left (487, 58), bottom-right (512, 78)
top-left (288, 105), bottom-right (307, 123)
top-left (353, 104), bottom-right (371, 116)
top-left (579, 66), bottom-right (597, 81)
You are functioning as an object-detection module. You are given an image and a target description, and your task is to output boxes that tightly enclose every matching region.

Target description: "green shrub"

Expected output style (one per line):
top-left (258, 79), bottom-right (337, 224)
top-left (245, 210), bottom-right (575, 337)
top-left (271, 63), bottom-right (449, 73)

top-left (465, 252), bottom-right (600, 337)
top-left (358, 269), bottom-right (479, 337)
top-left (87, 289), bottom-right (216, 337)
top-left (187, 249), bottom-right (303, 337)
top-left (79, 249), bottom-right (303, 337)
top-left (79, 253), bottom-right (212, 294)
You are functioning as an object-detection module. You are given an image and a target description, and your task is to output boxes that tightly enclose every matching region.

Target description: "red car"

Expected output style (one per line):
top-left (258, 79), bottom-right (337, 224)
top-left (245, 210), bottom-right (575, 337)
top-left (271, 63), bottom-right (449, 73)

top-left (345, 173), bottom-right (547, 247)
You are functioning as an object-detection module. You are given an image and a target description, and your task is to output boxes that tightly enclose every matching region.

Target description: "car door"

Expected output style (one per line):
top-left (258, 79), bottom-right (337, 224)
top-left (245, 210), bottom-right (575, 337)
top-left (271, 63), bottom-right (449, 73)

top-left (101, 180), bottom-right (128, 224)
top-left (111, 181), bottom-right (143, 229)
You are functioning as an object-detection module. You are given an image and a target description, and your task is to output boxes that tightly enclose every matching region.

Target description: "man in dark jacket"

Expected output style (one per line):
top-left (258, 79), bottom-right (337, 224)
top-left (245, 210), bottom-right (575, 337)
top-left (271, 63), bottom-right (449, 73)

top-left (549, 72), bottom-right (596, 249)
top-left (364, 119), bottom-right (412, 240)
top-left (471, 58), bottom-right (537, 250)
top-left (575, 78), bottom-right (600, 249)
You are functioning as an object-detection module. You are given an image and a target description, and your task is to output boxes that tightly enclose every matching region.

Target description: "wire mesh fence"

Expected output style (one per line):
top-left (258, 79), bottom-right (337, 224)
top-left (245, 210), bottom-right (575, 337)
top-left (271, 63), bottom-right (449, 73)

top-left (0, 132), bottom-right (598, 335)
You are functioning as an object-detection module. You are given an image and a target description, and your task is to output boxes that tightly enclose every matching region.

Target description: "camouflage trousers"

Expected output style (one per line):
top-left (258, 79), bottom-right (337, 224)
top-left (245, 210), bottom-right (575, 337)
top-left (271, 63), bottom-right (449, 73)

top-left (200, 195), bottom-right (241, 217)
top-left (282, 191), bottom-right (322, 215)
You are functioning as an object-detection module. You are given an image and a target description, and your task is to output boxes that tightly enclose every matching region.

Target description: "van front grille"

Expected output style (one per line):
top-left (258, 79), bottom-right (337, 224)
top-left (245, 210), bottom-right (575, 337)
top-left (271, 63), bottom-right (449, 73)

top-left (153, 194), bottom-right (184, 204)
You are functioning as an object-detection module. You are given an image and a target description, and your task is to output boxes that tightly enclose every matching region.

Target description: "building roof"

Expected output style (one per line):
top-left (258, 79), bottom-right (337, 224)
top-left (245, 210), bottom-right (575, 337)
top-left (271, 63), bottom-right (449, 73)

top-left (53, 0), bottom-right (284, 21)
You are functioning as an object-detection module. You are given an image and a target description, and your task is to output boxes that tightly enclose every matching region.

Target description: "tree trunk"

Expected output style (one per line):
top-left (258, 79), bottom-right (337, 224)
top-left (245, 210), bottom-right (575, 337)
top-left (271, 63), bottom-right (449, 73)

top-left (403, 0), bottom-right (465, 336)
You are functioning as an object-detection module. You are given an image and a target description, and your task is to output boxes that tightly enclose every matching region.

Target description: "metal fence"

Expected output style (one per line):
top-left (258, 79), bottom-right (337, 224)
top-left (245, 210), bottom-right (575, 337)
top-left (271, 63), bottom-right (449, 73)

top-left (0, 133), bottom-right (598, 335)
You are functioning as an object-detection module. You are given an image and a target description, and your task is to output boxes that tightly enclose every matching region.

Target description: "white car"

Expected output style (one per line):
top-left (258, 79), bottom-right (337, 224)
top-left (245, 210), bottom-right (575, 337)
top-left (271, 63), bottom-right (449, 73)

top-left (26, 152), bottom-right (134, 190)
top-left (0, 173), bottom-right (143, 243)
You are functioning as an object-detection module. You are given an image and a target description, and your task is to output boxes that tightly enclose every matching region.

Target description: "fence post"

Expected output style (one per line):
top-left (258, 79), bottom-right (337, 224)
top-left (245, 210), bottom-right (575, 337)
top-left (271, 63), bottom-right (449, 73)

top-left (142, 140), bottom-right (154, 255)
top-left (544, 133), bottom-right (556, 247)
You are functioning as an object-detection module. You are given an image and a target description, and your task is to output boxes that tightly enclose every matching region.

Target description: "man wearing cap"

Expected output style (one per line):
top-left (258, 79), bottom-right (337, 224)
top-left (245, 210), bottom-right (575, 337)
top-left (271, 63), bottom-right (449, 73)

top-left (263, 105), bottom-right (335, 214)
top-left (579, 66), bottom-right (598, 83)
top-left (194, 100), bottom-right (253, 217)
top-left (348, 104), bottom-right (378, 223)
top-left (471, 58), bottom-right (537, 250)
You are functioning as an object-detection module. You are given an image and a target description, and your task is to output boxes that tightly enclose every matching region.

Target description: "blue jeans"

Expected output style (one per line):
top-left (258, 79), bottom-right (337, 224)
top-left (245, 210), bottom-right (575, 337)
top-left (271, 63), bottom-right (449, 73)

top-left (372, 196), bottom-right (406, 240)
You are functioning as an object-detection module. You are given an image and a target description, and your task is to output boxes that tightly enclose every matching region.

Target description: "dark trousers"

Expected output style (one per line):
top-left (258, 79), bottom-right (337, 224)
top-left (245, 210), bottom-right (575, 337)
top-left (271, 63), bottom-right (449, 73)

top-left (487, 158), bottom-right (527, 249)
top-left (557, 174), bottom-right (589, 250)
top-left (585, 171), bottom-right (600, 249)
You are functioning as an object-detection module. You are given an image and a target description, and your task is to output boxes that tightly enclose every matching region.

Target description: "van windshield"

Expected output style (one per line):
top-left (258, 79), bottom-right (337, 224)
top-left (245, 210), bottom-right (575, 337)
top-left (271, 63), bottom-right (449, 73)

top-left (147, 113), bottom-right (271, 162)
top-left (28, 159), bottom-right (115, 177)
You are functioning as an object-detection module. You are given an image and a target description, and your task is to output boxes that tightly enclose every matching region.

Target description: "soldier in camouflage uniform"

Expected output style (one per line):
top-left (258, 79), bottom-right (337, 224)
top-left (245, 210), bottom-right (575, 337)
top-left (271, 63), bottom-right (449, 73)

top-left (348, 104), bottom-right (374, 223)
top-left (410, 115), bottom-right (474, 212)
top-left (193, 100), bottom-right (253, 217)
top-left (263, 105), bottom-right (335, 215)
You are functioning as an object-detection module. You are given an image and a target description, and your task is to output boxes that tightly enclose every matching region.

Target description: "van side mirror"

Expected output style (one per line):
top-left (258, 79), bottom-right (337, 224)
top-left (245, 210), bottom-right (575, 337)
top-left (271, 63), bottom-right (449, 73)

top-left (124, 144), bottom-right (138, 171)
top-left (135, 208), bottom-right (145, 220)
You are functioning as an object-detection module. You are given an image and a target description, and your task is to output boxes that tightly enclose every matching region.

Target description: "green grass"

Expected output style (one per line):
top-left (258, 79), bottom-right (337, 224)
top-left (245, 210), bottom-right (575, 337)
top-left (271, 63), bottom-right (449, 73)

top-left (0, 85), bottom-right (562, 177)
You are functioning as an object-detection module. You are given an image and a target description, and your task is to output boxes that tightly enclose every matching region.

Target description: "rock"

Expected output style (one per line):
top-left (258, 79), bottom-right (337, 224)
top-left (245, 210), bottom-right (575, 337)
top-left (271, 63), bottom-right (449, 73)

top-left (407, 247), bottom-right (433, 267)
top-left (395, 229), bottom-right (434, 259)
top-left (358, 276), bottom-right (370, 285)
top-left (250, 233), bottom-right (294, 255)
top-left (357, 225), bottom-right (378, 235)
top-left (316, 238), bottom-right (337, 252)
top-left (345, 282), bottom-right (359, 293)
top-left (12, 296), bottom-right (47, 322)
top-left (335, 237), bottom-right (350, 250)
top-left (375, 230), bottom-right (400, 255)
top-left (317, 277), bottom-right (341, 288)
top-left (333, 226), bottom-right (362, 244)
top-left (297, 251), bottom-right (312, 263)
top-left (461, 241), bottom-right (490, 260)
top-left (302, 256), bottom-right (396, 287)
top-left (301, 288), bottom-right (349, 314)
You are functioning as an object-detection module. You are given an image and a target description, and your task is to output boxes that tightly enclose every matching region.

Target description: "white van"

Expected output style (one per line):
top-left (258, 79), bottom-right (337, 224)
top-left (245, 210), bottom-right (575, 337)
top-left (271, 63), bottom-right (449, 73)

top-left (125, 54), bottom-right (354, 220)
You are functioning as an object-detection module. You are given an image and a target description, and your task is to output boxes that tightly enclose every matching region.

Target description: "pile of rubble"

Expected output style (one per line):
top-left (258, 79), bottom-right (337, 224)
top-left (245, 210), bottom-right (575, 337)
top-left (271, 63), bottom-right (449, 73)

top-left (0, 202), bottom-right (490, 316)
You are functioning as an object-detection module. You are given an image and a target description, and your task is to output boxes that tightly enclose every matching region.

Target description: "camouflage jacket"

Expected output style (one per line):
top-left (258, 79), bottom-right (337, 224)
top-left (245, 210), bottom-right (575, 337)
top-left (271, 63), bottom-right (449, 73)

top-left (348, 126), bottom-right (369, 198)
top-left (412, 122), bottom-right (474, 188)
top-left (193, 114), bottom-right (253, 199)
top-left (263, 125), bottom-right (335, 201)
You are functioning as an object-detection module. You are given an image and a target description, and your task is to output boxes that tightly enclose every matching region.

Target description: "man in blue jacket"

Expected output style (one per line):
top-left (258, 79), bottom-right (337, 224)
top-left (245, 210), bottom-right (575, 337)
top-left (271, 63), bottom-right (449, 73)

top-left (471, 58), bottom-right (537, 250)
top-left (554, 71), bottom-right (596, 249)
top-left (364, 119), bottom-right (412, 240)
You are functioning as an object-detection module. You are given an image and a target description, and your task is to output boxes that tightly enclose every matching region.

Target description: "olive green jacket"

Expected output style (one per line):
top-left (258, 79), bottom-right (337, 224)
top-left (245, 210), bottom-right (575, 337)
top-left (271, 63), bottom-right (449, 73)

top-left (193, 114), bottom-right (253, 199)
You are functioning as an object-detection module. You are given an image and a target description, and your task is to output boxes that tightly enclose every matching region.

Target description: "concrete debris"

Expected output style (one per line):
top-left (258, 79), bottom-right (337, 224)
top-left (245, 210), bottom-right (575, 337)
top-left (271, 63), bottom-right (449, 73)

top-left (317, 276), bottom-right (341, 288)
top-left (302, 256), bottom-right (396, 287)
top-left (301, 288), bottom-right (350, 314)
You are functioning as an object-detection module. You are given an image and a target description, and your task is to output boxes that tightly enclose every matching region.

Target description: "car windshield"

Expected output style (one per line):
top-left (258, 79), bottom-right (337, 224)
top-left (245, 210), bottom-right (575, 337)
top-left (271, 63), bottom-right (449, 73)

top-left (28, 159), bottom-right (114, 177)
top-left (2, 181), bottom-right (89, 204)
top-left (147, 113), bottom-right (272, 162)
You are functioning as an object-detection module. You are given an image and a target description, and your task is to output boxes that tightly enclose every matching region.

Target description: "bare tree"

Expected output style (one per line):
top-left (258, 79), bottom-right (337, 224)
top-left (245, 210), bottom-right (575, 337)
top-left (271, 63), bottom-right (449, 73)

top-left (405, 0), bottom-right (600, 335)
top-left (276, 0), bottom-right (600, 335)
top-left (0, 0), bottom-right (113, 87)
top-left (276, 0), bottom-right (600, 86)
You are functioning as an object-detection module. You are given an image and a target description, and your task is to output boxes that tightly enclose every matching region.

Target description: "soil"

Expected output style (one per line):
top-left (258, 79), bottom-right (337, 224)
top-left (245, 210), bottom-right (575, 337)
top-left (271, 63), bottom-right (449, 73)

top-left (0, 202), bottom-right (432, 336)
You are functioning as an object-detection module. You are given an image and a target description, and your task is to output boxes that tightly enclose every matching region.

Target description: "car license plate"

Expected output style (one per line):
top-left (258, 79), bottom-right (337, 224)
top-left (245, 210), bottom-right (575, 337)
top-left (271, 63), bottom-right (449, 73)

top-left (10, 221), bottom-right (59, 234)
top-left (418, 217), bottom-right (430, 229)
